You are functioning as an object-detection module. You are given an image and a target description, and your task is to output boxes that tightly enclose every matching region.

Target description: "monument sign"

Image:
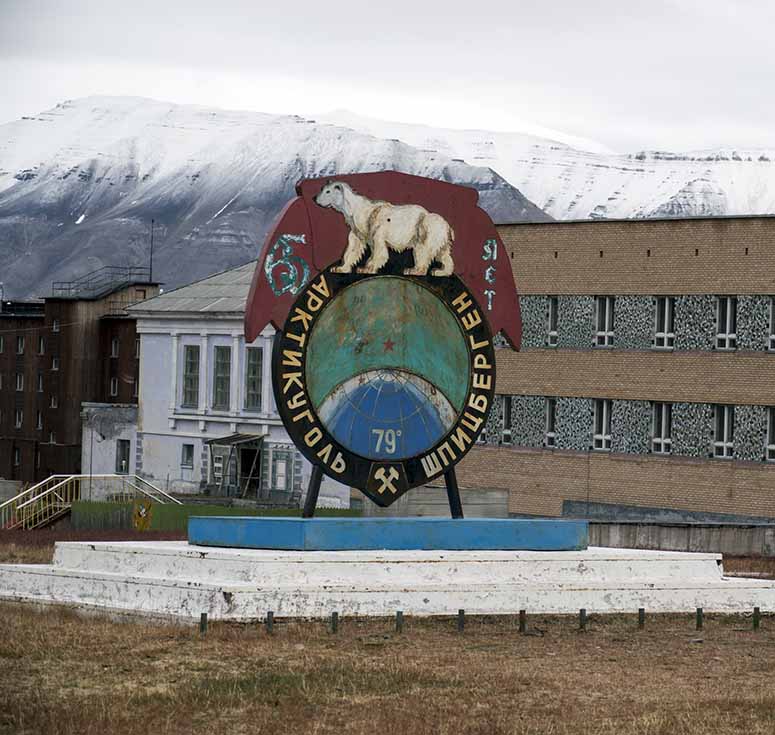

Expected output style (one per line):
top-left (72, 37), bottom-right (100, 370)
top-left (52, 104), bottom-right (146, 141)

top-left (245, 171), bottom-right (522, 516)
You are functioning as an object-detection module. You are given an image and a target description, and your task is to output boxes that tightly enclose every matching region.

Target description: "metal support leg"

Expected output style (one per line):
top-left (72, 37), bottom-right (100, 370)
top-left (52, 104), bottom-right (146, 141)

top-left (302, 464), bottom-right (324, 518)
top-left (444, 468), bottom-right (464, 519)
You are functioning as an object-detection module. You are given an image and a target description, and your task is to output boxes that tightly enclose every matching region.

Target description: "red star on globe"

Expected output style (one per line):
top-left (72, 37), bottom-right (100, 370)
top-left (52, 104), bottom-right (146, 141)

top-left (383, 338), bottom-right (395, 352)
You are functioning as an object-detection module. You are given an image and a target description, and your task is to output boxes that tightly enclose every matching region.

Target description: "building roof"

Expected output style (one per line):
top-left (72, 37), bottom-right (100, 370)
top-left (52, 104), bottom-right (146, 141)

top-left (128, 261), bottom-right (256, 315)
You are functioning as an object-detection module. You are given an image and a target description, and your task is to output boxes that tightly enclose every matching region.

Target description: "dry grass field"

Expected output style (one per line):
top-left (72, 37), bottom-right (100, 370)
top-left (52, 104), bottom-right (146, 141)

top-left (2, 536), bottom-right (775, 735)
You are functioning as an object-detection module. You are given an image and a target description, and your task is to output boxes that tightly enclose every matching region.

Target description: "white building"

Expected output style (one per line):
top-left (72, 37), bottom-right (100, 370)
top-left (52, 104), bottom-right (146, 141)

top-left (104, 262), bottom-right (348, 505)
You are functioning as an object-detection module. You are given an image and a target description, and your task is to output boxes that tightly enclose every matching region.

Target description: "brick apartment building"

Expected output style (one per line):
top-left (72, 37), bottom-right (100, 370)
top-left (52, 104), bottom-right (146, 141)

top-left (0, 267), bottom-right (158, 483)
top-left (455, 215), bottom-right (775, 522)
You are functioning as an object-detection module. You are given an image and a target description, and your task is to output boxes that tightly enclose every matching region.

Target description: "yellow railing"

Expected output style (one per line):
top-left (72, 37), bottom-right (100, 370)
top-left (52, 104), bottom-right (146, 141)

top-left (0, 474), bottom-right (181, 530)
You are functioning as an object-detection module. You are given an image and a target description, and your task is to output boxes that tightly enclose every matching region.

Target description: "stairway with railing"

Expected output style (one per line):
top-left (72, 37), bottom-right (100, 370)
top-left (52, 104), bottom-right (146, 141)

top-left (0, 474), bottom-right (182, 530)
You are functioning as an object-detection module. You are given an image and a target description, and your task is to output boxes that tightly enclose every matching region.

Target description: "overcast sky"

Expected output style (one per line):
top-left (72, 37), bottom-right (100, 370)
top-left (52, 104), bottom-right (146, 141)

top-left (1, 0), bottom-right (772, 152)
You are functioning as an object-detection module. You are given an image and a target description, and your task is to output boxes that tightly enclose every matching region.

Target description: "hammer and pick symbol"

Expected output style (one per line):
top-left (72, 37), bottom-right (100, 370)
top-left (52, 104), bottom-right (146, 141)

top-left (374, 466), bottom-right (400, 494)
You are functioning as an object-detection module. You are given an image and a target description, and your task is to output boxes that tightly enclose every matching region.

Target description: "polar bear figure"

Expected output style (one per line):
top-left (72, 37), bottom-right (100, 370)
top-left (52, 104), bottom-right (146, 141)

top-left (314, 181), bottom-right (455, 276)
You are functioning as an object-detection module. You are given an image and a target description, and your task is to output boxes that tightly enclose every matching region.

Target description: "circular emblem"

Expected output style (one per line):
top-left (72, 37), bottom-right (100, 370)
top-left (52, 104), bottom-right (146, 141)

top-left (272, 266), bottom-right (495, 506)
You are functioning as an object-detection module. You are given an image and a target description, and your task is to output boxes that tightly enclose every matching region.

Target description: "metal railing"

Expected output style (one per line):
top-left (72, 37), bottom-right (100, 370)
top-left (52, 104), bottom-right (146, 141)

top-left (52, 266), bottom-right (151, 299)
top-left (0, 474), bottom-right (181, 530)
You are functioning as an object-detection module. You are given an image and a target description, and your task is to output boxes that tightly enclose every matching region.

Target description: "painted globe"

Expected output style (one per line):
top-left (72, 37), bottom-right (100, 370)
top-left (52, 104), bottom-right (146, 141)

top-left (306, 276), bottom-right (470, 461)
top-left (317, 369), bottom-right (457, 460)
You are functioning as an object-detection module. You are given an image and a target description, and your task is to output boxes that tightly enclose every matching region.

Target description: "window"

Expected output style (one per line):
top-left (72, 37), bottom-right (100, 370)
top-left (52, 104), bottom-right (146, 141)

top-left (716, 296), bottom-right (737, 350)
top-left (135, 288), bottom-right (147, 300)
top-left (16, 336), bottom-right (24, 354)
top-left (36, 411), bottom-right (42, 430)
top-left (115, 439), bottom-right (130, 474)
top-left (547, 296), bottom-right (558, 347)
top-left (181, 443), bottom-right (194, 468)
top-left (182, 345), bottom-right (200, 407)
top-left (52, 319), bottom-right (60, 333)
top-left (37, 373), bottom-right (43, 392)
top-left (38, 336), bottom-right (45, 354)
top-left (652, 402), bottom-right (672, 454)
top-left (135, 338), bottom-right (140, 359)
top-left (14, 409), bottom-right (23, 429)
top-left (767, 408), bottom-right (775, 461)
top-left (244, 347), bottom-right (263, 411)
top-left (275, 458), bottom-right (288, 490)
top-left (132, 377), bottom-right (138, 398)
top-left (593, 399), bottom-right (612, 451)
top-left (49, 432), bottom-right (56, 444)
top-left (0, 335), bottom-right (3, 353)
top-left (0, 374), bottom-right (3, 390)
top-left (13, 448), bottom-right (20, 467)
top-left (110, 377), bottom-right (119, 397)
top-left (713, 404), bottom-right (734, 458)
top-left (111, 336), bottom-right (119, 358)
top-left (501, 395), bottom-right (512, 444)
top-left (770, 299), bottom-right (775, 352)
top-left (212, 454), bottom-right (224, 482)
top-left (594, 296), bottom-right (615, 347)
top-left (52, 357), bottom-right (59, 371)
top-left (212, 346), bottom-right (231, 409)
top-left (545, 397), bottom-right (557, 448)
top-left (50, 395), bottom-right (58, 408)
top-left (15, 373), bottom-right (23, 391)
top-left (654, 297), bottom-right (675, 349)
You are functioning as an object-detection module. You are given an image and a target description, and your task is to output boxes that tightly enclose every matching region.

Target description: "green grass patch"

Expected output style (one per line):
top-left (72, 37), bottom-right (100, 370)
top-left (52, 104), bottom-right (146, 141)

top-left (71, 500), bottom-right (359, 532)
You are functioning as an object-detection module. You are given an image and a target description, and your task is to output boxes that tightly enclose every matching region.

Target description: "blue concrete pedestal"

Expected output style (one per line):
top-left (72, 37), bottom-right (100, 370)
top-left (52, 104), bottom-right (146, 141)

top-left (187, 517), bottom-right (588, 551)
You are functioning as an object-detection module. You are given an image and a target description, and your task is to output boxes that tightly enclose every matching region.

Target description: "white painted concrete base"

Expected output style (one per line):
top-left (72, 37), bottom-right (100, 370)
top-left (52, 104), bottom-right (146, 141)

top-left (1, 542), bottom-right (775, 620)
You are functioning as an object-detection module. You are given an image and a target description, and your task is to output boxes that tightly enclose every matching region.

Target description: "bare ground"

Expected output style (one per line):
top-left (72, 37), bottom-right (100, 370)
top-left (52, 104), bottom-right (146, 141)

top-left (2, 538), bottom-right (775, 734)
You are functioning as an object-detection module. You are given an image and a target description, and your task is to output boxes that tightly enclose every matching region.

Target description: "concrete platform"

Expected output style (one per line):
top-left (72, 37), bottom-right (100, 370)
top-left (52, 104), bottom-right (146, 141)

top-left (2, 541), bottom-right (775, 620)
top-left (187, 516), bottom-right (589, 551)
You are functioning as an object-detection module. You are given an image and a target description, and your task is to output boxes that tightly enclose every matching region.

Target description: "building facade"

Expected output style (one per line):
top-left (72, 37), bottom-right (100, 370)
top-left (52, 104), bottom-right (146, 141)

top-left (0, 267), bottom-right (157, 483)
top-left (454, 215), bottom-right (775, 521)
top-left (125, 263), bottom-right (347, 504)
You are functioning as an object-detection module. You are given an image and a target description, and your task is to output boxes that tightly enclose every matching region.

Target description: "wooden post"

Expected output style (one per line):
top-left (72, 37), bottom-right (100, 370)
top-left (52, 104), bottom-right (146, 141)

top-left (579, 608), bottom-right (587, 631)
top-left (331, 611), bottom-right (339, 634)
top-left (519, 609), bottom-right (526, 634)
top-left (266, 611), bottom-right (274, 634)
top-left (396, 610), bottom-right (404, 634)
top-left (754, 607), bottom-right (761, 631)
top-left (199, 612), bottom-right (208, 636)
top-left (458, 609), bottom-right (465, 632)
top-left (696, 607), bottom-right (703, 631)
top-left (638, 608), bottom-right (645, 630)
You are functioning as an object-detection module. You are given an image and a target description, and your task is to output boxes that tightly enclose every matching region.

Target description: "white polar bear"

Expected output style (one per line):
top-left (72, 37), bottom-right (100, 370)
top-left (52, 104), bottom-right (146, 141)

top-left (314, 181), bottom-right (455, 276)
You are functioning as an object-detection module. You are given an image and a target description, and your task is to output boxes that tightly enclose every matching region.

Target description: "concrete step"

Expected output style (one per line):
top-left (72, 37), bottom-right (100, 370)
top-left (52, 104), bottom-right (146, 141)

top-left (51, 542), bottom-right (727, 587)
top-left (1, 560), bottom-right (775, 619)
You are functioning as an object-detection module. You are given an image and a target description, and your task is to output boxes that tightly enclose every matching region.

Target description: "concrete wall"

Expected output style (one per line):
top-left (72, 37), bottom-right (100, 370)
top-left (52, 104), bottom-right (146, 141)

top-left (591, 522), bottom-right (775, 557)
top-left (0, 479), bottom-right (22, 501)
top-left (362, 485), bottom-right (509, 518)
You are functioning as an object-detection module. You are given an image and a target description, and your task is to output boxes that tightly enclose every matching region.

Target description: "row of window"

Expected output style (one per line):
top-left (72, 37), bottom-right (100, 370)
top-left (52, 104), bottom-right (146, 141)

top-left (497, 396), bottom-right (775, 460)
top-left (181, 344), bottom-right (263, 412)
top-left (0, 335), bottom-right (139, 358)
top-left (3, 405), bottom-right (58, 429)
top-left (542, 295), bottom-right (775, 350)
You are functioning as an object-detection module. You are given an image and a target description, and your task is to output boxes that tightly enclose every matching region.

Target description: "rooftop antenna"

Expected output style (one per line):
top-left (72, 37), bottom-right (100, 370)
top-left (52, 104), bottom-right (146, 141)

top-left (149, 218), bottom-right (154, 282)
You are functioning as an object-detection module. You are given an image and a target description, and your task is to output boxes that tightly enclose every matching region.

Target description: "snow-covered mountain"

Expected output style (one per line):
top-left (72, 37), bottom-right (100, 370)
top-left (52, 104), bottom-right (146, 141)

top-left (322, 111), bottom-right (775, 221)
top-left (0, 97), bottom-right (549, 299)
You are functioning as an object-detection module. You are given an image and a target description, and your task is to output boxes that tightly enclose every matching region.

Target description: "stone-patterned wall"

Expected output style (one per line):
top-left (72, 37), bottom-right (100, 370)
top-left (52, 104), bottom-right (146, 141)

top-left (557, 296), bottom-right (594, 348)
top-left (738, 296), bottom-right (771, 351)
top-left (734, 404), bottom-right (768, 461)
top-left (613, 296), bottom-right (654, 350)
top-left (670, 402), bottom-right (713, 457)
top-left (674, 295), bottom-right (716, 351)
top-left (519, 296), bottom-right (548, 349)
top-left (508, 395), bottom-right (546, 448)
top-left (610, 400), bottom-right (651, 454)
top-left (555, 397), bottom-right (592, 451)
top-left (483, 396), bottom-right (504, 445)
